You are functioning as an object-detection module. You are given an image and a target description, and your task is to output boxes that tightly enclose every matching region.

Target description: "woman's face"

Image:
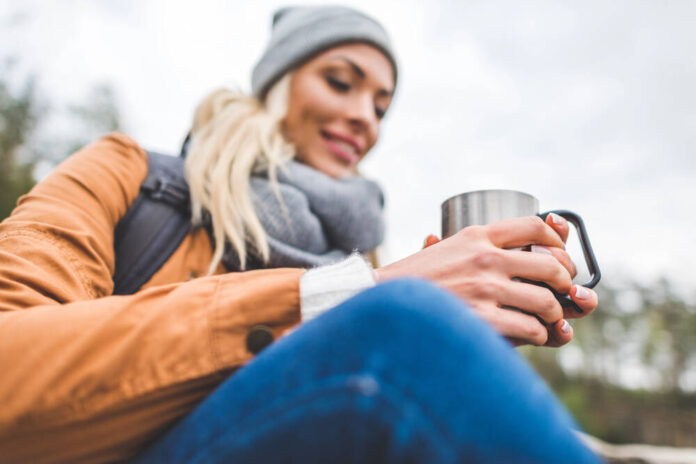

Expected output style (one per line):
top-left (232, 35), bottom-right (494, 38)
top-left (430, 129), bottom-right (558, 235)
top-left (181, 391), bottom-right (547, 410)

top-left (283, 43), bottom-right (395, 178)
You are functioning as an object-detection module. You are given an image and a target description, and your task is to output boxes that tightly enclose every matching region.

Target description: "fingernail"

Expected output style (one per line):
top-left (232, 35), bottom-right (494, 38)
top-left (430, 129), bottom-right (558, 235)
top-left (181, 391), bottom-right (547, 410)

top-left (561, 320), bottom-right (571, 334)
top-left (423, 234), bottom-right (439, 248)
top-left (574, 285), bottom-right (590, 299)
top-left (550, 213), bottom-right (564, 225)
top-left (531, 245), bottom-right (552, 255)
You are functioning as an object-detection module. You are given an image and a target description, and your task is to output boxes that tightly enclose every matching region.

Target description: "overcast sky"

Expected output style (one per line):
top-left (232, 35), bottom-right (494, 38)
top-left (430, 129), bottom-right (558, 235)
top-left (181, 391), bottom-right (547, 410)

top-left (3, 0), bottom-right (696, 297)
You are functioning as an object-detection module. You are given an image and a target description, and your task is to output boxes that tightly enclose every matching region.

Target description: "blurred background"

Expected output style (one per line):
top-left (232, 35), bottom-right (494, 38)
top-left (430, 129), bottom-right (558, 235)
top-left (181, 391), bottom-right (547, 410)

top-left (2, 0), bottom-right (695, 447)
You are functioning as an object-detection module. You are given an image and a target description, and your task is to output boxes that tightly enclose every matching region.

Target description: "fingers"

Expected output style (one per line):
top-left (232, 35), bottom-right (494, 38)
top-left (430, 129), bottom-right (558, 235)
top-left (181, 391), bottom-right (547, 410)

top-left (507, 319), bottom-right (574, 347)
top-left (502, 249), bottom-right (573, 294)
top-left (545, 212), bottom-right (569, 243)
top-left (498, 279), bottom-right (564, 324)
top-left (482, 304), bottom-right (550, 346)
top-left (563, 285), bottom-right (598, 319)
top-left (485, 216), bottom-right (566, 250)
top-left (423, 234), bottom-right (440, 249)
top-left (482, 276), bottom-right (578, 347)
top-left (529, 245), bottom-right (577, 279)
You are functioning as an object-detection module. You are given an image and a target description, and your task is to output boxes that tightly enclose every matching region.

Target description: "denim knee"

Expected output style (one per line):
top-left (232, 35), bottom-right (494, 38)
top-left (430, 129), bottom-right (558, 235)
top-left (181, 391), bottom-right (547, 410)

top-left (330, 278), bottom-right (481, 343)
top-left (307, 278), bottom-right (499, 370)
top-left (350, 278), bottom-right (462, 314)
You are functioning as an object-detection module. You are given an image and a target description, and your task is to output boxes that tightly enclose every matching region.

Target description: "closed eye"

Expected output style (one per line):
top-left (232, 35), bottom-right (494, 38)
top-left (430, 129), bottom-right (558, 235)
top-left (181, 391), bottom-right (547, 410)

top-left (327, 76), bottom-right (350, 92)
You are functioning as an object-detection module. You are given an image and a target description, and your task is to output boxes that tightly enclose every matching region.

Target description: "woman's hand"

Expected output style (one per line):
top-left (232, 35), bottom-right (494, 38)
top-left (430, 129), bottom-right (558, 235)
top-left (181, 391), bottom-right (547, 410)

top-left (377, 215), bottom-right (598, 347)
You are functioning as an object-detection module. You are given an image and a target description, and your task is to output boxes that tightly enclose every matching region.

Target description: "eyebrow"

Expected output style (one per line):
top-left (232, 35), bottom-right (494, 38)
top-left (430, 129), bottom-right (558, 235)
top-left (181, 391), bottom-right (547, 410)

top-left (333, 56), bottom-right (394, 97)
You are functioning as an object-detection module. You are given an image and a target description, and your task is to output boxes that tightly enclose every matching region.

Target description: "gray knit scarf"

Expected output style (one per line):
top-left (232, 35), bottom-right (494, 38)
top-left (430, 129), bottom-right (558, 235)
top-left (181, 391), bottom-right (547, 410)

top-left (222, 160), bottom-right (385, 270)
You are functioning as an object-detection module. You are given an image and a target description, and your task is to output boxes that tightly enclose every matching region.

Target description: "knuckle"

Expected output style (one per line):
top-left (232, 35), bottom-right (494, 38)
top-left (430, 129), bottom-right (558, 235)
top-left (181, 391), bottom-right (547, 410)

top-left (560, 277), bottom-right (573, 295)
top-left (553, 266), bottom-right (572, 292)
top-left (475, 280), bottom-right (499, 300)
top-left (526, 321), bottom-right (548, 346)
top-left (529, 215), bottom-right (545, 225)
top-left (540, 290), bottom-right (556, 311)
top-left (560, 251), bottom-right (577, 274)
top-left (559, 250), bottom-right (572, 263)
top-left (539, 253), bottom-right (558, 268)
top-left (456, 279), bottom-right (486, 305)
top-left (563, 258), bottom-right (578, 279)
top-left (529, 215), bottom-right (546, 231)
top-left (539, 292), bottom-right (562, 321)
top-left (471, 249), bottom-right (502, 271)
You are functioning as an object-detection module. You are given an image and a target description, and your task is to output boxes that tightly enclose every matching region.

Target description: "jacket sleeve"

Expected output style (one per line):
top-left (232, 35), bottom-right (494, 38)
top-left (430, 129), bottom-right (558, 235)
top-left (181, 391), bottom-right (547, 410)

top-left (0, 133), bottom-right (303, 463)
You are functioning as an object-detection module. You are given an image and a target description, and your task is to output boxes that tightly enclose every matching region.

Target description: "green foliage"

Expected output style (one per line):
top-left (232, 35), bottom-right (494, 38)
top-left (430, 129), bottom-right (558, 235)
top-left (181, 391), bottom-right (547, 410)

top-left (523, 280), bottom-right (696, 446)
top-left (0, 63), bottom-right (40, 219)
top-left (64, 84), bottom-right (122, 157)
top-left (0, 60), bottom-right (122, 221)
top-left (570, 280), bottom-right (696, 393)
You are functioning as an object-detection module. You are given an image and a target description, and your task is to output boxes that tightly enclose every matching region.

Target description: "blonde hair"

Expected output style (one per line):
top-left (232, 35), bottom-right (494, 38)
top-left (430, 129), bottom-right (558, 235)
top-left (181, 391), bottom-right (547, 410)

top-left (185, 75), bottom-right (294, 273)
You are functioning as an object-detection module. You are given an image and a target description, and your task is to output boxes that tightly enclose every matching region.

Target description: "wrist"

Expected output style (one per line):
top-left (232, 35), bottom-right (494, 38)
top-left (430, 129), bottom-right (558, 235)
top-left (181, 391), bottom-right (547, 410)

top-left (373, 261), bottom-right (402, 283)
top-left (372, 267), bottom-right (380, 282)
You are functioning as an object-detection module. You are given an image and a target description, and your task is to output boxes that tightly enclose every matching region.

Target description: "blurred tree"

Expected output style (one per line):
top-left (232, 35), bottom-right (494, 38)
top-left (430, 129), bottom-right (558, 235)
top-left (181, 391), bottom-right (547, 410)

top-left (65, 84), bottom-right (122, 156)
top-left (635, 279), bottom-right (696, 392)
top-left (523, 280), bottom-right (696, 446)
top-left (0, 61), bottom-right (40, 220)
top-left (0, 60), bottom-right (122, 221)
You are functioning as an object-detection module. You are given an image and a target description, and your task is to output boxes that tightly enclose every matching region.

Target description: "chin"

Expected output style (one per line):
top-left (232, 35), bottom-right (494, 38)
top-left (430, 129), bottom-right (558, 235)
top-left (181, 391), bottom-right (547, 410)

top-left (294, 147), bottom-right (356, 178)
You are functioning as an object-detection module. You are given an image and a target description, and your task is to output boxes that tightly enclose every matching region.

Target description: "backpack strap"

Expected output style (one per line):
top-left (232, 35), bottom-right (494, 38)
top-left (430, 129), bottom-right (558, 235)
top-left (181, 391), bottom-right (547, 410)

top-left (112, 151), bottom-right (192, 295)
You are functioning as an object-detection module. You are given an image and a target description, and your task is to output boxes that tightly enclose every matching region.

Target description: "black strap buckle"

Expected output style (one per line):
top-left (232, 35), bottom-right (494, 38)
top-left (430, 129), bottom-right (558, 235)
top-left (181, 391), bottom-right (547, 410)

top-left (142, 176), bottom-right (190, 211)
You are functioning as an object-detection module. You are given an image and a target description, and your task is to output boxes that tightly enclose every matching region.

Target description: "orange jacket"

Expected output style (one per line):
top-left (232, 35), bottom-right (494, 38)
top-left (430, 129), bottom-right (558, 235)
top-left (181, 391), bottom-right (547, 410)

top-left (0, 133), bottom-right (305, 463)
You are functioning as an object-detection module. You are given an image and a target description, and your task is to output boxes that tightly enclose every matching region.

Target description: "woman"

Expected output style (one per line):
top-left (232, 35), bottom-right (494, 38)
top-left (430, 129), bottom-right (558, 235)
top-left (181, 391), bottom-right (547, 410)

top-left (0, 6), bottom-right (600, 463)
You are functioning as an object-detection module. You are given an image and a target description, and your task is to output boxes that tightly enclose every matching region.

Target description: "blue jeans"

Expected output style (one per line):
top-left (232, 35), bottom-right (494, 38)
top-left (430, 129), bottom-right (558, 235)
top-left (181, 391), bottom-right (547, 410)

top-left (134, 279), bottom-right (601, 463)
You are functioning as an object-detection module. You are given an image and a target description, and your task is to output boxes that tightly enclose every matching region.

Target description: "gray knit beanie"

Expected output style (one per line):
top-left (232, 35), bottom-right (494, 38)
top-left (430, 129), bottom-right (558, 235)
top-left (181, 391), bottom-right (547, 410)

top-left (251, 6), bottom-right (397, 99)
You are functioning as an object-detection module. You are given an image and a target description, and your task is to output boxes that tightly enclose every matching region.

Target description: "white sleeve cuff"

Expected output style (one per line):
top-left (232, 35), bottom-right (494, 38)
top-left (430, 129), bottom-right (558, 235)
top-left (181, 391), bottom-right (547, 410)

top-left (300, 253), bottom-right (377, 321)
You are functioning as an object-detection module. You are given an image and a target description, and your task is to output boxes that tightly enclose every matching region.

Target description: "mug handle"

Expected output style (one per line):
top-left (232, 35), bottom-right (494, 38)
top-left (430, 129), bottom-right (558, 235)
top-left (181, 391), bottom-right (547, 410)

top-left (536, 210), bottom-right (602, 313)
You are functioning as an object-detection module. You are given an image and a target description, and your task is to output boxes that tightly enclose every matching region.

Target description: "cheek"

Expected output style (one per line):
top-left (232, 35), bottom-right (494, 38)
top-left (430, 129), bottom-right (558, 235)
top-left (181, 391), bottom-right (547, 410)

top-left (287, 109), bottom-right (319, 154)
top-left (295, 78), bottom-right (341, 121)
top-left (284, 78), bottom-right (346, 157)
top-left (288, 100), bottom-right (333, 147)
top-left (301, 94), bottom-right (337, 126)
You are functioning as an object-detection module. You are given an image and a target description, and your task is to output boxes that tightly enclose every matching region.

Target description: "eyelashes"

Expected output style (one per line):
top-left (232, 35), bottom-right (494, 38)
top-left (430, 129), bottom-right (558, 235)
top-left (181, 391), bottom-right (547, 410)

top-left (327, 76), bottom-right (350, 92)
top-left (326, 76), bottom-right (387, 119)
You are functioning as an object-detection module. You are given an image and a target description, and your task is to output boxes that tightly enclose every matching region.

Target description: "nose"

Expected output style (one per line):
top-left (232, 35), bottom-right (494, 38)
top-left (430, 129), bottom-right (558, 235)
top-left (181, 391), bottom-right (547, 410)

top-left (345, 93), bottom-right (379, 142)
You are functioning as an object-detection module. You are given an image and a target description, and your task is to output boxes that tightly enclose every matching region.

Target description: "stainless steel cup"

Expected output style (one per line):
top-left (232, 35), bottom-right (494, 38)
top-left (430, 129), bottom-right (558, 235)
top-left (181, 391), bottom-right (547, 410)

top-left (442, 190), bottom-right (539, 237)
top-left (440, 189), bottom-right (601, 312)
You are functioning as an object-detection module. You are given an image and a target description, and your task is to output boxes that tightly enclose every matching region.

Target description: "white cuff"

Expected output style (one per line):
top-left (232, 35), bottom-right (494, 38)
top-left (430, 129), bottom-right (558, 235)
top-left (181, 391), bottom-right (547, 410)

top-left (300, 253), bottom-right (376, 321)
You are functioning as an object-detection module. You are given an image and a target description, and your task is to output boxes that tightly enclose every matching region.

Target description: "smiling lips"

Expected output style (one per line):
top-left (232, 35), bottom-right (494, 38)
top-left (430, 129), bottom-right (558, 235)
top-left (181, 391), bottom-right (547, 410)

top-left (321, 130), bottom-right (362, 164)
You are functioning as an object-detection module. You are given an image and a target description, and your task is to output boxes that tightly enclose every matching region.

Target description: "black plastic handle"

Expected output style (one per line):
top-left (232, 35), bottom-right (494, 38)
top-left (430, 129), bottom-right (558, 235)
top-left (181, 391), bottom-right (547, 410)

top-left (537, 210), bottom-right (602, 313)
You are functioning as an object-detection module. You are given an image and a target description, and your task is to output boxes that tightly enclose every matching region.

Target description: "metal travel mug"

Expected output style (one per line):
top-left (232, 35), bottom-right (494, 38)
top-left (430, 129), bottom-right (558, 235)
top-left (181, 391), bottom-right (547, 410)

top-left (441, 189), bottom-right (601, 312)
